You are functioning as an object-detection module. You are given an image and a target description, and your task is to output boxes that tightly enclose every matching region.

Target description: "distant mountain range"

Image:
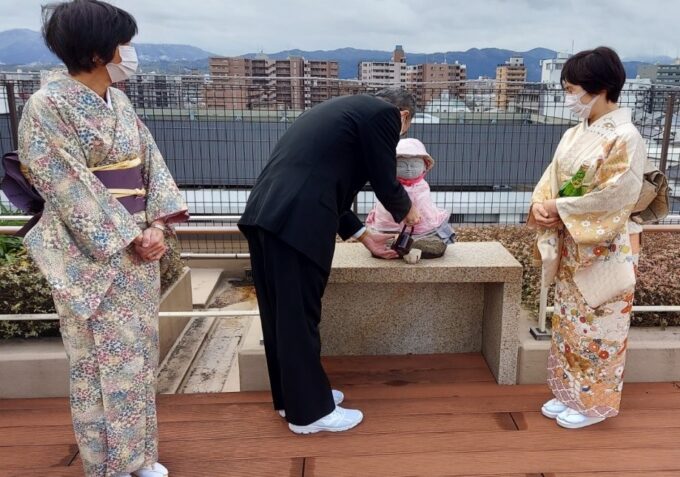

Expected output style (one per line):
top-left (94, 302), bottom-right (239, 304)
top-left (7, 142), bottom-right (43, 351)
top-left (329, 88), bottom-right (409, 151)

top-left (0, 29), bottom-right (671, 81)
top-left (0, 29), bottom-right (215, 72)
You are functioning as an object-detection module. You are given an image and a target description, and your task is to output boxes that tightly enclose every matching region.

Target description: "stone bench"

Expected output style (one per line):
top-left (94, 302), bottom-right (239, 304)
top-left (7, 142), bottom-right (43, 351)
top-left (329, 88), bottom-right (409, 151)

top-left (320, 242), bottom-right (522, 384)
top-left (239, 241), bottom-right (523, 389)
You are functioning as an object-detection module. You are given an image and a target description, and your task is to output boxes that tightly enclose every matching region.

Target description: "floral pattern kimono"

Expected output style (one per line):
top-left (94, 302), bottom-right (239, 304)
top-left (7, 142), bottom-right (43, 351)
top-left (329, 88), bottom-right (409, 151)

top-left (18, 74), bottom-right (188, 477)
top-left (530, 108), bottom-right (645, 418)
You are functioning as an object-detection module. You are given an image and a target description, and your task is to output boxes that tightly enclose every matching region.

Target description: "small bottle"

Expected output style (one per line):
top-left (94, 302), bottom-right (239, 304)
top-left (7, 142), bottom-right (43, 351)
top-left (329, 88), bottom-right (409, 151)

top-left (558, 163), bottom-right (589, 197)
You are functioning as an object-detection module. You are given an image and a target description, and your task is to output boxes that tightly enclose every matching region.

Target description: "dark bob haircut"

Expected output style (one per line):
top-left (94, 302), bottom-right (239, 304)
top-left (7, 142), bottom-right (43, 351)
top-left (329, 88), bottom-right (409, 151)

top-left (560, 46), bottom-right (626, 103)
top-left (42, 0), bottom-right (138, 74)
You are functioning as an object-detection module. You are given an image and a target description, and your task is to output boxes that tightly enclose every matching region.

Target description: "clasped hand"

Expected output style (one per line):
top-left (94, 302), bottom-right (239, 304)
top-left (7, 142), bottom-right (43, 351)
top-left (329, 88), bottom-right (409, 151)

top-left (532, 199), bottom-right (562, 229)
top-left (134, 226), bottom-right (167, 262)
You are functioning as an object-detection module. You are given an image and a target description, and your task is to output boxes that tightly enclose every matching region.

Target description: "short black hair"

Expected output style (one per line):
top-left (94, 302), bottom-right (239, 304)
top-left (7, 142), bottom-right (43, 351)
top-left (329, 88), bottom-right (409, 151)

top-left (42, 0), bottom-right (138, 74)
top-left (374, 87), bottom-right (416, 118)
top-left (560, 46), bottom-right (626, 103)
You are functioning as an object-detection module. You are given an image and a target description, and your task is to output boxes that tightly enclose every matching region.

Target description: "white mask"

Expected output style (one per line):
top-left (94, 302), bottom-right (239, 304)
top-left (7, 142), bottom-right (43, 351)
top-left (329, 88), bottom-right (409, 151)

top-left (564, 90), bottom-right (598, 120)
top-left (106, 45), bottom-right (138, 83)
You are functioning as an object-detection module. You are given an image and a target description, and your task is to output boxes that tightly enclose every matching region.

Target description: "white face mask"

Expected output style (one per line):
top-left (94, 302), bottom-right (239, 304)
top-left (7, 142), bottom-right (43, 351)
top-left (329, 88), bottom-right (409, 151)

top-left (564, 90), bottom-right (598, 120)
top-left (106, 45), bottom-right (138, 83)
top-left (396, 157), bottom-right (426, 179)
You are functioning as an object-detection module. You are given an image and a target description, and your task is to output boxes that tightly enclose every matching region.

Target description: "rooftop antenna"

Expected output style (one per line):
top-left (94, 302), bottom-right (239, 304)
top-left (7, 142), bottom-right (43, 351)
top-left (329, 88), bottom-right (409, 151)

top-left (571, 40), bottom-right (574, 55)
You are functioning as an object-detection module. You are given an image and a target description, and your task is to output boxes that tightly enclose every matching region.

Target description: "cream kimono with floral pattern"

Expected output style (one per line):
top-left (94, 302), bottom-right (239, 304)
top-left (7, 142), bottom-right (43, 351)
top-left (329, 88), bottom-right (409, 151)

top-left (18, 74), bottom-right (188, 477)
top-left (530, 108), bottom-right (645, 418)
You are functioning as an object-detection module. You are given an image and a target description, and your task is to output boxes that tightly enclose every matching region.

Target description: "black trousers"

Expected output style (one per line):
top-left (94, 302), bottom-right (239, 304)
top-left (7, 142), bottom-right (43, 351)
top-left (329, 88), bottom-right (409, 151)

top-left (242, 226), bottom-right (335, 425)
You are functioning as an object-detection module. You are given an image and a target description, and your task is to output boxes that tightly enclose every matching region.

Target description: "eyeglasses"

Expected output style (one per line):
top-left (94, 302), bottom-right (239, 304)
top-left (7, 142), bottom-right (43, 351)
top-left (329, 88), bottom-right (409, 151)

top-left (391, 224), bottom-right (415, 257)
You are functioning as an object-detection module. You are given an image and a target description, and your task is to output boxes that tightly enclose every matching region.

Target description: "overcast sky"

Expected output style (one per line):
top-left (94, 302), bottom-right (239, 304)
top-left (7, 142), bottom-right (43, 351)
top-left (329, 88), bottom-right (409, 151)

top-left (0, 0), bottom-right (677, 59)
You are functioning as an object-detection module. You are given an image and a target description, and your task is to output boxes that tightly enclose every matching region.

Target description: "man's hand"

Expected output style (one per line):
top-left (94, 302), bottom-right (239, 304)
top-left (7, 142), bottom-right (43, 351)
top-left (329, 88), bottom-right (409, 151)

top-left (532, 201), bottom-right (562, 229)
top-left (403, 205), bottom-right (421, 226)
top-left (133, 225), bottom-right (167, 262)
top-left (359, 231), bottom-right (399, 259)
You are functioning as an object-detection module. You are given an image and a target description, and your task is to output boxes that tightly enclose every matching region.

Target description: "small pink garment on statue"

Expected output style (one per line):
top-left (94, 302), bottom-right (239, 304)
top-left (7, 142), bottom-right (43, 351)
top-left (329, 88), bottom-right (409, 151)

top-left (367, 176), bottom-right (449, 235)
top-left (367, 138), bottom-right (449, 236)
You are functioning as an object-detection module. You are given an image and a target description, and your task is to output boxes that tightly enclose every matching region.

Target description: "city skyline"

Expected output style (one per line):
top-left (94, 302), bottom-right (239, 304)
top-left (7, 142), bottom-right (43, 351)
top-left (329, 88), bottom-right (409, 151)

top-left (0, 0), bottom-right (677, 59)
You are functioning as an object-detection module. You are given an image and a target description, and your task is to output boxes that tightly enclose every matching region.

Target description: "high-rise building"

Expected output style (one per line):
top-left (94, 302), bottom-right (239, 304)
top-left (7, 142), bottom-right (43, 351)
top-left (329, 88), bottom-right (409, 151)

top-left (638, 59), bottom-right (680, 86)
top-left (122, 74), bottom-right (186, 109)
top-left (392, 45), bottom-right (405, 64)
top-left (638, 64), bottom-right (659, 82)
top-left (656, 59), bottom-right (680, 86)
top-left (540, 52), bottom-right (570, 84)
top-left (358, 45), bottom-right (408, 84)
top-left (495, 56), bottom-right (527, 110)
top-left (535, 53), bottom-right (572, 120)
top-left (206, 55), bottom-right (339, 110)
top-left (406, 61), bottom-right (467, 107)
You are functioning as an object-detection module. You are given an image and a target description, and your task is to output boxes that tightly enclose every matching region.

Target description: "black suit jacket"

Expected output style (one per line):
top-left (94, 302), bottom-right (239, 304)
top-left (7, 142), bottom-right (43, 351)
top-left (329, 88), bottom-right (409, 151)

top-left (238, 94), bottom-right (412, 273)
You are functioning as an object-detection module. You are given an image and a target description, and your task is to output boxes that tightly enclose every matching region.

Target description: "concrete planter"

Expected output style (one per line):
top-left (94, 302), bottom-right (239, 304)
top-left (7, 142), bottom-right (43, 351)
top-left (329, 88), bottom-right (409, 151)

top-left (0, 267), bottom-right (193, 399)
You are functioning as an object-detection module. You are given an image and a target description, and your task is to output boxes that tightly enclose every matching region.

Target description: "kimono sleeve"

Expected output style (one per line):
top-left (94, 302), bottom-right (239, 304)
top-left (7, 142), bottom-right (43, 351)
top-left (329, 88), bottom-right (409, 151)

top-left (531, 162), bottom-right (554, 205)
top-left (18, 93), bottom-right (142, 261)
top-left (526, 161), bottom-right (555, 229)
top-left (527, 127), bottom-right (579, 228)
top-left (137, 118), bottom-right (189, 225)
top-left (556, 131), bottom-right (645, 248)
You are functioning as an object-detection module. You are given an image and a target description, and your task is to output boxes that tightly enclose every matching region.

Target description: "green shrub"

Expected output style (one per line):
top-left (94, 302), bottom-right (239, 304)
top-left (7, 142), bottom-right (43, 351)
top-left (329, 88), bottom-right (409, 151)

top-left (0, 205), bottom-right (24, 263)
top-left (0, 248), bottom-right (59, 338)
top-left (456, 226), bottom-right (680, 327)
top-left (0, 231), bottom-right (186, 339)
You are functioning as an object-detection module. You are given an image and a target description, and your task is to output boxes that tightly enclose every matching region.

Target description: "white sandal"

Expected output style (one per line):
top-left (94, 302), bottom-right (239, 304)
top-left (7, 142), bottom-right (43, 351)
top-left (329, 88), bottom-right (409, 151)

top-left (541, 398), bottom-right (568, 419)
top-left (556, 408), bottom-right (606, 429)
top-left (132, 462), bottom-right (169, 477)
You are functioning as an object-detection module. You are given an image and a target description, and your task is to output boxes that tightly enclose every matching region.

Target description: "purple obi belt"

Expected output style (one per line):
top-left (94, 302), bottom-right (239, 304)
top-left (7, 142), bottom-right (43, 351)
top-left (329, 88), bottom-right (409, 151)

top-left (1, 151), bottom-right (146, 237)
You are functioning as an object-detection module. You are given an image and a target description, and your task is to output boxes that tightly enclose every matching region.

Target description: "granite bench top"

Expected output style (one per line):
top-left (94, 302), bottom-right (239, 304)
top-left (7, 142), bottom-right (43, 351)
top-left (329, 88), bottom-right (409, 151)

top-left (329, 242), bottom-right (523, 284)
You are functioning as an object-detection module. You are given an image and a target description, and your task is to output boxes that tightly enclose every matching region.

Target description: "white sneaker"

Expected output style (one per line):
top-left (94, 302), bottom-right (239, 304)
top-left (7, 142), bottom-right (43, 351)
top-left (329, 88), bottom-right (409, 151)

top-left (288, 406), bottom-right (363, 435)
top-left (556, 408), bottom-right (606, 429)
top-left (541, 398), bottom-right (568, 419)
top-left (277, 389), bottom-right (345, 418)
top-left (132, 462), bottom-right (169, 477)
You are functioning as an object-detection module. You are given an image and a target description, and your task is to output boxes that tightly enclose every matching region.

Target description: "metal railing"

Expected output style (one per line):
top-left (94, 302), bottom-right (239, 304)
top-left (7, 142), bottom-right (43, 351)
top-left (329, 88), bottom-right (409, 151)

top-left (0, 310), bottom-right (260, 321)
top-left (2, 75), bottom-right (679, 245)
top-left (3, 305), bottom-right (680, 323)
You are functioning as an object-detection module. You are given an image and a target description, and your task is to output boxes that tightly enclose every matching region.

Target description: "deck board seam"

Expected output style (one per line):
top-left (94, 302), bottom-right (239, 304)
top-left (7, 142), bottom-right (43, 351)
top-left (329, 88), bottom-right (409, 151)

top-left (67, 450), bottom-right (79, 466)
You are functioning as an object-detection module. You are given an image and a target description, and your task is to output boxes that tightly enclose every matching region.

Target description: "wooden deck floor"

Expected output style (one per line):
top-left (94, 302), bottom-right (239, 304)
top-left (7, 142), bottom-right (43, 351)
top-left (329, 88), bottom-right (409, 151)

top-left (1, 353), bottom-right (679, 476)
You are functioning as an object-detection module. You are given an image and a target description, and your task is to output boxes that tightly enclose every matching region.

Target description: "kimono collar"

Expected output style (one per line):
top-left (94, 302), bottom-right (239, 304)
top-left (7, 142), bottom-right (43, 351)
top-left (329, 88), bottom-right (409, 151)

top-left (56, 75), bottom-right (117, 113)
top-left (586, 107), bottom-right (632, 132)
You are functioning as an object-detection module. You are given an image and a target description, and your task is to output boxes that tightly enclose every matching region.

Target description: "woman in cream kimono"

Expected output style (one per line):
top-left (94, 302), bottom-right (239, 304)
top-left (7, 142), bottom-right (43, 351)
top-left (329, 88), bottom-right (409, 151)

top-left (529, 47), bottom-right (645, 429)
top-left (17, 2), bottom-right (187, 476)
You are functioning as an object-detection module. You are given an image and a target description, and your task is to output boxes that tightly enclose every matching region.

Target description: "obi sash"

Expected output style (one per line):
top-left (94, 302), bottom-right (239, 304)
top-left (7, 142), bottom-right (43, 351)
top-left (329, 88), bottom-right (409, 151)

top-left (1, 151), bottom-right (147, 237)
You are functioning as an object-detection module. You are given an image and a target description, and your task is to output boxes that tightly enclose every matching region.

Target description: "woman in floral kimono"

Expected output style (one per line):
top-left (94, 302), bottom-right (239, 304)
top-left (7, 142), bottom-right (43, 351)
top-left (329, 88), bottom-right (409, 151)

top-left (529, 47), bottom-right (645, 429)
top-left (17, 2), bottom-right (188, 475)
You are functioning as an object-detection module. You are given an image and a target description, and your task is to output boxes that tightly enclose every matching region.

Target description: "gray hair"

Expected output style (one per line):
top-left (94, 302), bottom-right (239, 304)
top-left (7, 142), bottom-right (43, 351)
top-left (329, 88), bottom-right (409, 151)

top-left (373, 87), bottom-right (416, 118)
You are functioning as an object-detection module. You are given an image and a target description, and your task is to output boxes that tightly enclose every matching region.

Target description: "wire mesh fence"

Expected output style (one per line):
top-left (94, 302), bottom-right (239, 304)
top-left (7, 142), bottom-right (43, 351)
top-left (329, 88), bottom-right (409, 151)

top-left (1, 73), bottom-right (679, 253)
